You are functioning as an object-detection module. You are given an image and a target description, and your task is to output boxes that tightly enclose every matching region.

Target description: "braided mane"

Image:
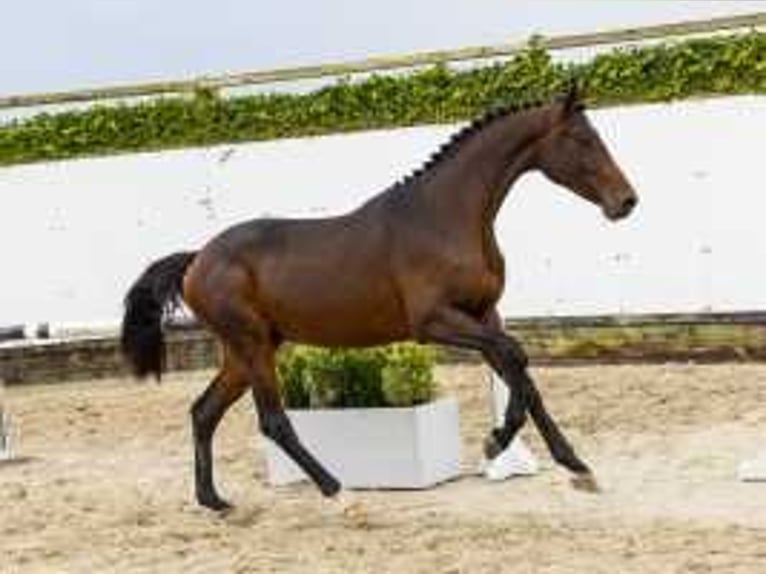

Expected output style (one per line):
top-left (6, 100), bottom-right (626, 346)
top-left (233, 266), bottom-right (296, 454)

top-left (396, 97), bottom-right (554, 188)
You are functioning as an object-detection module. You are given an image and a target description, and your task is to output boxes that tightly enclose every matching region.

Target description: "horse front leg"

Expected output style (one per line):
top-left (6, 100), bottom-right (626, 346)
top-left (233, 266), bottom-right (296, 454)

top-left (419, 307), bottom-right (596, 489)
top-left (481, 311), bottom-right (597, 490)
top-left (417, 306), bottom-right (530, 450)
top-left (481, 345), bottom-right (593, 468)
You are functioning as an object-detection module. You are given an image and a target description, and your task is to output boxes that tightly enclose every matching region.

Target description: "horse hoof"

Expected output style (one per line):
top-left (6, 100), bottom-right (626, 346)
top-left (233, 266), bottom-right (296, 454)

top-left (198, 494), bottom-right (233, 512)
top-left (570, 472), bottom-right (601, 494)
top-left (483, 433), bottom-right (503, 460)
top-left (320, 476), bottom-right (342, 498)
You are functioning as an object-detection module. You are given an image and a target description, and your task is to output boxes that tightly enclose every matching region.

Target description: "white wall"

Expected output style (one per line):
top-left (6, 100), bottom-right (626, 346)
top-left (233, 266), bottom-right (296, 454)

top-left (1, 95), bottom-right (764, 326)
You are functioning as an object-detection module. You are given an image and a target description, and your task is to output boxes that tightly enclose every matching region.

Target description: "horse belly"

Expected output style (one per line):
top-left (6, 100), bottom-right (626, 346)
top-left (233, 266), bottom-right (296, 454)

top-left (261, 271), bottom-right (408, 346)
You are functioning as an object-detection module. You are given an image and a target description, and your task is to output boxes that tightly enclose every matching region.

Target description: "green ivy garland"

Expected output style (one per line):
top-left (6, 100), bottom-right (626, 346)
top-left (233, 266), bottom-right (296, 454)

top-left (0, 32), bottom-right (764, 167)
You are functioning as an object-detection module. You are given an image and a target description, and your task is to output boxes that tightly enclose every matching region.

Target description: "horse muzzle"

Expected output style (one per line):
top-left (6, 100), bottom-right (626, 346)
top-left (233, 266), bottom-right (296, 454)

top-left (604, 194), bottom-right (638, 221)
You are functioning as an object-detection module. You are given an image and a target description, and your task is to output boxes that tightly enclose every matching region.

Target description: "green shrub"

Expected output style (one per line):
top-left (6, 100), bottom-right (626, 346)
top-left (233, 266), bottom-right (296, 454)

top-left (275, 345), bottom-right (314, 408)
top-left (1, 32), bottom-right (765, 166)
top-left (276, 343), bottom-right (436, 409)
top-left (381, 344), bottom-right (437, 407)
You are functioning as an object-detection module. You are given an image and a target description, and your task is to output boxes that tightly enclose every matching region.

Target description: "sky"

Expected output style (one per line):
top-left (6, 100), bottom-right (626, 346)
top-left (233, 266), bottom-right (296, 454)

top-left (1, 1), bottom-right (764, 96)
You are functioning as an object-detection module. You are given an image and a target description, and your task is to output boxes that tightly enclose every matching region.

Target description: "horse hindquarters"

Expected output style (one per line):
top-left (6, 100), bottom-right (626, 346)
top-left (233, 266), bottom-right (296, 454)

top-left (185, 259), bottom-right (342, 506)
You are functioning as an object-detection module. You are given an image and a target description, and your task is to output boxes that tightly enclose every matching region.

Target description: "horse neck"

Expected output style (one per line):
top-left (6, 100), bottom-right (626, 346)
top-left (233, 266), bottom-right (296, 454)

top-left (419, 107), bottom-right (555, 231)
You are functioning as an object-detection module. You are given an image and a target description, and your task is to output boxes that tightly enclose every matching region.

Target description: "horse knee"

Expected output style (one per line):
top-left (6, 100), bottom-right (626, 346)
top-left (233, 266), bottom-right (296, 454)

top-left (504, 337), bottom-right (529, 369)
top-left (492, 337), bottom-right (528, 374)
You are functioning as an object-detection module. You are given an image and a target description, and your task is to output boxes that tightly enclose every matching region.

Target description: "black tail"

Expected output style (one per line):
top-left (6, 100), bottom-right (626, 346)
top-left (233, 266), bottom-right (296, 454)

top-left (121, 251), bottom-right (197, 380)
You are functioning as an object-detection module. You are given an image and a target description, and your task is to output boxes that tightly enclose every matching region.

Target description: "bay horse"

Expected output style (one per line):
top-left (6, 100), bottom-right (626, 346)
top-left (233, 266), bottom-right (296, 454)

top-left (121, 86), bottom-right (638, 510)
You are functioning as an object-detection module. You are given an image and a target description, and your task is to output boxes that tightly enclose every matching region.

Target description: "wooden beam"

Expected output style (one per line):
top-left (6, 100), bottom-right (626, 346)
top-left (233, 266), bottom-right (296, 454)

top-left (503, 311), bottom-right (766, 365)
top-left (3, 312), bottom-right (766, 384)
top-left (1, 12), bottom-right (765, 111)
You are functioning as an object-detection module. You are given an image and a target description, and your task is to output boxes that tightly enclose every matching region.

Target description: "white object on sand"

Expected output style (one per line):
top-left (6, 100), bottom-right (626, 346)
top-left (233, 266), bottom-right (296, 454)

top-left (482, 436), bottom-right (539, 480)
top-left (0, 377), bottom-right (12, 461)
top-left (0, 410), bottom-right (13, 461)
top-left (738, 450), bottom-right (766, 481)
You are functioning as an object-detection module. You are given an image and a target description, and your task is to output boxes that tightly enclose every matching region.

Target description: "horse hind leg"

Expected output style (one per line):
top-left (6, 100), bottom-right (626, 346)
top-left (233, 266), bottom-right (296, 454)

top-left (190, 360), bottom-right (250, 510)
top-left (212, 297), bottom-right (341, 498)
top-left (246, 344), bottom-right (341, 497)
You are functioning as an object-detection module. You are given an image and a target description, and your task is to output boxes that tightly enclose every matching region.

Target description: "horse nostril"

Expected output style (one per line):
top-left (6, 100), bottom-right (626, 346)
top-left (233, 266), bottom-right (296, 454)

top-left (621, 196), bottom-right (638, 213)
top-left (606, 195), bottom-right (638, 221)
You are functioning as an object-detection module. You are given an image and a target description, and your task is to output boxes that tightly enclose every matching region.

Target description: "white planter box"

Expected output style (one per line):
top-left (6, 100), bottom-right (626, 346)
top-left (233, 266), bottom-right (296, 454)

top-left (490, 373), bottom-right (509, 426)
top-left (265, 397), bottom-right (461, 489)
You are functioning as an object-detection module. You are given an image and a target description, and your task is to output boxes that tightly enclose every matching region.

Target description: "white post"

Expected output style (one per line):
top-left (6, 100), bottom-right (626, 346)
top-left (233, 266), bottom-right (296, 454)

top-left (0, 378), bottom-right (13, 461)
